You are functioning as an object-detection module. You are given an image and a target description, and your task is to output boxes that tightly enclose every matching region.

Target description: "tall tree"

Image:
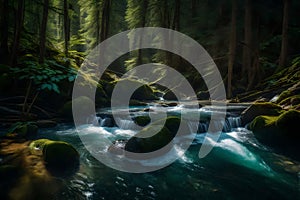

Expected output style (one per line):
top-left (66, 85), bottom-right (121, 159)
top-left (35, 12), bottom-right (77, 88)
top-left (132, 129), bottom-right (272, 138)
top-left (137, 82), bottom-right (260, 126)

top-left (125, 0), bottom-right (148, 69)
top-left (0, 0), bottom-right (9, 62)
top-left (279, 0), bottom-right (290, 68)
top-left (227, 0), bottom-right (237, 98)
top-left (10, 0), bottom-right (25, 66)
top-left (64, 0), bottom-right (70, 56)
top-left (172, 0), bottom-right (181, 31)
top-left (100, 0), bottom-right (111, 42)
top-left (39, 0), bottom-right (50, 64)
top-left (242, 0), bottom-right (253, 86)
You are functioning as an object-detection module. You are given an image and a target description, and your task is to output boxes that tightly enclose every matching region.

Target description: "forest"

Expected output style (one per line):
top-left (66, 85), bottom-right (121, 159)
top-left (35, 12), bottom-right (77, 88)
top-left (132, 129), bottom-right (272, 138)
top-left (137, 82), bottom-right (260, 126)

top-left (0, 0), bottom-right (300, 200)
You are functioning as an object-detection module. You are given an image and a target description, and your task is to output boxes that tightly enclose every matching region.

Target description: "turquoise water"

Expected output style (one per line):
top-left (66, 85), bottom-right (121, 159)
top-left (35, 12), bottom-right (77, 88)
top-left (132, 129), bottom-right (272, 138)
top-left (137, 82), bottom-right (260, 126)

top-left (36, 105), bottom-right (299, 200)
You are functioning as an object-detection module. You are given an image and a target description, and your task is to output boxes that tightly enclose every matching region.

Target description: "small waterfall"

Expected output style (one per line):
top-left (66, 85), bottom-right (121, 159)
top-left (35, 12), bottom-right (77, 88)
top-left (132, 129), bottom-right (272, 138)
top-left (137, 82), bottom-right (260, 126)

top-left (115, 118), bottom-right (139, 130)
top-left (222, 117), bottom-right (241, 132)
top-left (187, 121), bottom-right (208, 133)
top-left (188, 117), bottom-right (242, 134)
top-left (100, 118), bottom-right (115, 127)
top-left (198, 123), bottom-right (208, 133)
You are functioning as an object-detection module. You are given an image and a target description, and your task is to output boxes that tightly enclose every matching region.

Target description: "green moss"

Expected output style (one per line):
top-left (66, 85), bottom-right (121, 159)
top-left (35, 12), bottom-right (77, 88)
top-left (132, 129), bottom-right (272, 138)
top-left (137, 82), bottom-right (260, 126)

top-left (250, 110), bottom-right (300, 146)
top-left (60, 96), bottom-right (94, 119)
top-left (108, 79), bottom-right (158, 101)
top-left (276, 110), bottom-right (300, 138)
top-left (125, 126), bottom-right (173, 153)
top-left (276, 90), bottom-right (292, 104)
top-left (249, 115), bottom-right (277, 131)
top-left (134, 116), bottom-right (151, 126)
top-left (278, 95), bottom-right (300, 105)
top-left (125, 116), bottom-right (190, 153)
top-left (241, 102), bottom-right (283, 125)
top-left (29, 139), bottom-right (79, 175)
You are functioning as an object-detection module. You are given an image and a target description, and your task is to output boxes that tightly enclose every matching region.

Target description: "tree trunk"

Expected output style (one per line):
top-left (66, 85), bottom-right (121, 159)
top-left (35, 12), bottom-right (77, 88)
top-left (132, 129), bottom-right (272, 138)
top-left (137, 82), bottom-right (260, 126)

top-left (137, 0), bottom-right (148, 66)
top-left (64, 0), bottom-right (70, 56)
top-left (100, 0), bottom-right (111, 42)
top-left (242, 0), bottom-right (253, 85)
top-left (96, 9), bottom-right (100, 45)
top-left (39, 0), bottom-right (50, 64)
top-left (227, 0), bottom-right (237, 98)
top-left (279, 0), bottom-right (290, 68)
top-left (172, 0), bottom-right (181, 31)
top-left (247, 17), bottom-right (261, 90)
top-left (10, 0), bottom-right (25, 66)
top-left (0, 0), bottom-right (9, 63)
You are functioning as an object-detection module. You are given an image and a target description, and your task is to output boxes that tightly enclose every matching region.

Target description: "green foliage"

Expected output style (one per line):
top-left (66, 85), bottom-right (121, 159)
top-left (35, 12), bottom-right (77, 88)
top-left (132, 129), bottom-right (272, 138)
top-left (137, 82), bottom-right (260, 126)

top-left (10, 57), bottom-right (77, 94)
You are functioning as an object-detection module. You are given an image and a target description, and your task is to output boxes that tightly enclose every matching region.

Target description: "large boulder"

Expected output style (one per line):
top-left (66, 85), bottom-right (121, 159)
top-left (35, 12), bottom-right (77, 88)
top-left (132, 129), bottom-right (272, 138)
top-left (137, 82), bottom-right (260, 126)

top-left (29, 139), bottom-right (79, 176)
top-left (133, 116), bottom-right (151, 127)
top-left (163, 90), bottom-right (177, 101)
top-left (60, 96), bottom-right (94, 121)
top-left (249, 110), bottom-right (300, 153)
top-left (106, 79), bottom-right (158, 102)
top-left (241, 102), bottom-right (283, 126)
top-left (125, 116), bottom-right (189, 153)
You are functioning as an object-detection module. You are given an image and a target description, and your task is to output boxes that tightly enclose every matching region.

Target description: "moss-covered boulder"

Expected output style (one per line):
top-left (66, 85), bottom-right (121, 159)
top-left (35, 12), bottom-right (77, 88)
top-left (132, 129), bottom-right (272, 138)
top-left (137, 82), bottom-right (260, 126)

top-left (7, 122), bottom-right (38, 138)
top-left (249, 110), bottom-right (300, 146)
top-left (29, 139), bottom-right (79, 176)
top-left (106, 79), bottom-right (158, 101)
top-left (60, 96), bottom-right (94, 120)
top-left (241, 102), bottom-right (283, 125)
top-left (163, 90), bottom-right (177, 101)
top-left (133, 116), bottom-right (151, 127)
top-left (125, 116), bottom-right (189, 153)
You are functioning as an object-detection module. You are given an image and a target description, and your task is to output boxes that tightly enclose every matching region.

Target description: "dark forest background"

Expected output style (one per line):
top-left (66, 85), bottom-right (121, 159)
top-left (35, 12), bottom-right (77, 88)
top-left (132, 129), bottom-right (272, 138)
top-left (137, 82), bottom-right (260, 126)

top-left (0, 0), bottom-right (299, 121)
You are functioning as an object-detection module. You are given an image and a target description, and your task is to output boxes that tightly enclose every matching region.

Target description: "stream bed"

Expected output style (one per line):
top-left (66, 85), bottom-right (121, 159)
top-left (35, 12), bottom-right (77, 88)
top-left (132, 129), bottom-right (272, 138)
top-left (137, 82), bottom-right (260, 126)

top-left (36, 104), bottom-right (300, 200)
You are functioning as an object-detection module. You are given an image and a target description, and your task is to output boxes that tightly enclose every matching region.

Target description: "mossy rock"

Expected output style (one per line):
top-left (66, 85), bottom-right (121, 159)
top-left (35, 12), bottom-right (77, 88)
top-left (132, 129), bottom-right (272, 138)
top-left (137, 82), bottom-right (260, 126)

top-left (278, 95), bottom-right (300, 106)
top-left (29, 139), bottom-right (79, 176)
top-left (125, 126), bottom-right (173, 153)
top-left (7, 122), bottom-right (38, 138)
top-left (60, 96), bottom-right (94, 120)
top-left (133, 116), bottom-right (151, 127)
top-left (276, 110), bottom-right (300, 138)
top-left (107, 79), bottom-right (158, 101)
top-left (125, 116), bottom-right (189, 153)
top-left (276, 82), bottom-right (300, 104)
top-left (163, 90), bottom-right (177, 101)
top-left (250, 110), bottom-right (300, 146)
top-left (241, 102), bottom-right (283, 125)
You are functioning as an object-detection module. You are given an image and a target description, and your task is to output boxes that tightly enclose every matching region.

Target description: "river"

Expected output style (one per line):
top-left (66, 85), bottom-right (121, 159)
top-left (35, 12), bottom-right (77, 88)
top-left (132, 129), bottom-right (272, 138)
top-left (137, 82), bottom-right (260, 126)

top-left (36, 103), bottom-right (299, 199)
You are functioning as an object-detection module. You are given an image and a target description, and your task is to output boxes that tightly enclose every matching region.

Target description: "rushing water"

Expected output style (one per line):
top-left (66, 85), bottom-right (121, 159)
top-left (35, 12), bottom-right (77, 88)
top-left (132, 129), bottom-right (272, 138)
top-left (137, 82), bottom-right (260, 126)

top-left (36, 104), bottom-right (299, 200)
